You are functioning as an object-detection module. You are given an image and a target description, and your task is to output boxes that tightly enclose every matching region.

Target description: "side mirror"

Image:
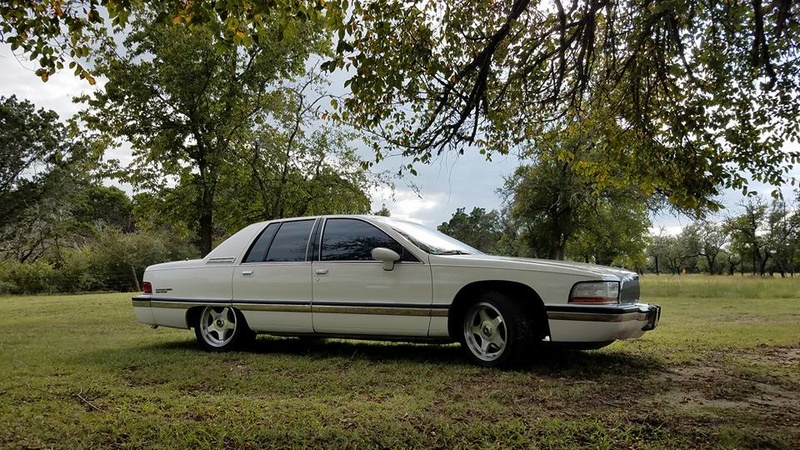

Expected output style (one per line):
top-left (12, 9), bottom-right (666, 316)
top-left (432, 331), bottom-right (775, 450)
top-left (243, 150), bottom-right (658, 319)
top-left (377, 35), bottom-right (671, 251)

top-left (371, 247), bottom-right (401, 271)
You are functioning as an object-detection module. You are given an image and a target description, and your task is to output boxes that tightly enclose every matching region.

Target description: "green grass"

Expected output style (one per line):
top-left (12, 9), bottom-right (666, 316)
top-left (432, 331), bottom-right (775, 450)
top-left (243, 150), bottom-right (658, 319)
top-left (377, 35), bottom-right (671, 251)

top-left (0, 276), bottom-right (798, 449)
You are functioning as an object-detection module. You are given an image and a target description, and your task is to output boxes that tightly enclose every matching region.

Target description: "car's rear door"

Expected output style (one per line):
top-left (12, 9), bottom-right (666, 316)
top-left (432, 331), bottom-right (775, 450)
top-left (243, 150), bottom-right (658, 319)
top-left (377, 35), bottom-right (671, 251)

top-left (311, 218), bottom-right (434, 336)
top-left (232, 219), bottom-right (316, 333)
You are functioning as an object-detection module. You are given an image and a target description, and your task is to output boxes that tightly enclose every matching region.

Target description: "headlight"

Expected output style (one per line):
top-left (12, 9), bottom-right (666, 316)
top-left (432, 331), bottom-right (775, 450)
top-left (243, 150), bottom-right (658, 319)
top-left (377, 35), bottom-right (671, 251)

top-left (569, 281), bottom-right (620, 304)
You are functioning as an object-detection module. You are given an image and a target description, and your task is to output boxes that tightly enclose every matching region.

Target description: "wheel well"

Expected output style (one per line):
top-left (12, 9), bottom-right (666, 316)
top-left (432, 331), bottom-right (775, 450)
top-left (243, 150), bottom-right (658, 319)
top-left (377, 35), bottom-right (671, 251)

top-left (448, 281), bottom-right (550, 342)
top-left (186, 306), bottom-right (203, 329)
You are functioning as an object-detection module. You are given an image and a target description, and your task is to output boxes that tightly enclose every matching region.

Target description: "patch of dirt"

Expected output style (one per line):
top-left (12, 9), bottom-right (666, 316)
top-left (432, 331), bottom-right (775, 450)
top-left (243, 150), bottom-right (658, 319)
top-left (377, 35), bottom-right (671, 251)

top-left (647, 351), bottom-right (800, 429)
top-left (743, 346), bottom-right (800, 368)
top-left (121, 364), bottom-right (168, 388)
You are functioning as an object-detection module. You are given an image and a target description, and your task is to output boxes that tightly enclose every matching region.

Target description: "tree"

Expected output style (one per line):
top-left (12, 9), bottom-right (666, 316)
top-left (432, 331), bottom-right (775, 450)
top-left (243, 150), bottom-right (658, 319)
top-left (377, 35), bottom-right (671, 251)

top-left (679, 222), bottom-right (727, 275)
top-left (502, 118), bottom-right (651, 261)
top-left (8, 1), bottom-right (800, 213)
top-left (0, 0), bottom-right (331, 82)
top-left (724, 199), bottom-right (772, 276)
top-left (0, 96), bottom-right (103, 262)
top-left (78, 7), bottom-right (329, 256)
top-left (329, 0), bottom-right (800, 214)
top-left (647, 233), bottom-right (686, 275)
top-left (566, 200), bottom-right (649, 269)
top-left (212, 72), bottom-right (372, 235)
top-left (0, 96), bottom-right (84, 228)
top-left (764, 198), bottom-right (799, 277)
top-left (373, 204), bottom-right (391, 217)
top-left (438, 207), bottom-right (503, 254)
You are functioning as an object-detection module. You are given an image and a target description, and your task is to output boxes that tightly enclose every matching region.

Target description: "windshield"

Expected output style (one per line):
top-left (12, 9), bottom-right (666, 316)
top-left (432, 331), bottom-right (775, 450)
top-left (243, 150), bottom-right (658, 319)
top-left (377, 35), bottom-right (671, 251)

top-left (374, 217), bottom-right (482, 255)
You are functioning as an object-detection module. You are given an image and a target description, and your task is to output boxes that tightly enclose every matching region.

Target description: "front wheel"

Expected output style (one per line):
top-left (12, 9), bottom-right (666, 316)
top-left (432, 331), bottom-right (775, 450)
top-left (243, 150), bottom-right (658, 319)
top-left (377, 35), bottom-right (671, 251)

top-left (461, 292), bottom-right (532, 367)
top-left (194, 306), bottom-right (252, 352)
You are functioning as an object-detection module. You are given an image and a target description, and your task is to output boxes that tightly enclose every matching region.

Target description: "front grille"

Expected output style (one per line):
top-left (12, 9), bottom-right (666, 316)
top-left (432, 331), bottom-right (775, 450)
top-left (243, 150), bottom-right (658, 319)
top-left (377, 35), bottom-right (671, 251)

top-left (619, 275), bottom-right (640, 304)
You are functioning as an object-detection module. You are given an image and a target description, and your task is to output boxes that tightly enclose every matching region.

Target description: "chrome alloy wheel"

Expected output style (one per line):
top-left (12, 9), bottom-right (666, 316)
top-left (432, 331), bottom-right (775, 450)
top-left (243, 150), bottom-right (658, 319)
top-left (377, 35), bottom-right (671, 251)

top-left (199, 306), bottom-right (238, 348)
top-left (463, 301), bottom-right (508, 363)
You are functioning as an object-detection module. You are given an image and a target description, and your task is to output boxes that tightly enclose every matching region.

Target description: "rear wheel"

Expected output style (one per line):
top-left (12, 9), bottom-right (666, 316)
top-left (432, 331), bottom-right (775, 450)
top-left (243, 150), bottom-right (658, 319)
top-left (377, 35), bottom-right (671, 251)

top-left (461, 292), bottom-right (533, 367)
top-left (194, 306), bottom-right (252, 352)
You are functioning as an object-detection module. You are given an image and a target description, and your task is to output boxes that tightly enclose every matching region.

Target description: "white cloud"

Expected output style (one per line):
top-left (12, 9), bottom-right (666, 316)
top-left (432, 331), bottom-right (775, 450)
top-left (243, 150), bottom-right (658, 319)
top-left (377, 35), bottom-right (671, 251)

top-left (368, 150), bottom-right (518, 228)
top-left (0, 47), bottom-right (100, 119)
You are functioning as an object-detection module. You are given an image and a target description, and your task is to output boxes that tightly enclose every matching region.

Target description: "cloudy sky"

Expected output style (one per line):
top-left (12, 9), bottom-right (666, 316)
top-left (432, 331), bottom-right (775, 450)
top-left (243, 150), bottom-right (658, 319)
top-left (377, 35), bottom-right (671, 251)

top-left (2, 44), bottom-right (795, 233)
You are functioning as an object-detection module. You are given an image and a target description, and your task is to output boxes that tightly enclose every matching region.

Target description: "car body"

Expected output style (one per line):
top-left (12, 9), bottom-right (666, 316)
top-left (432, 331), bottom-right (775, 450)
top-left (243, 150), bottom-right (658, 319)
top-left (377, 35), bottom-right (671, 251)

top-left (132, 215), bottom-right (660, 367)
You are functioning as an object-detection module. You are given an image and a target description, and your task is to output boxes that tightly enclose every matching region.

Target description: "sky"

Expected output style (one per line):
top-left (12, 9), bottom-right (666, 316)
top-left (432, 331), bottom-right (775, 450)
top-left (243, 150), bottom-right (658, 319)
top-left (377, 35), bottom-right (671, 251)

top-left (2, 44), bottom-right (796, 233)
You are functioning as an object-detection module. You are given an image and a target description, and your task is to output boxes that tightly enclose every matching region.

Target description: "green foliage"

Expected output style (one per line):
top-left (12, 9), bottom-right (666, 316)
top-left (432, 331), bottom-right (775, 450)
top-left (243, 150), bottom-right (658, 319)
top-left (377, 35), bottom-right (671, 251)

top-left (0, 180), bottom-right (134, 264)
top-left (78, 6), bottom-right (340, 255)
top-left (0, 95), bottom-right (91, 230)
top-left (647, 193), bottom-right (800, 276)
top-left (0, 0), bottom-right (105, 83)
top-left (503, 122), bottom-right (651, 263)
top-left (8, 1), bottom-right (799, 216)
top-left (373, 204), bottom-right (391, 217)
top-left (0, 0), bottom-right (336, 83)
top-left (566, 202), bottom-right (650, 269)
top-left (0, 227), bottom-right (197, 295)
top-left (438, 207), bottom-right (504, 254)
top-left (723, 196), bottom-right (800, 276)
top-left (210, 73), bottom-right (373, 236)
top-left (331, 0), bottom-right (800, 214)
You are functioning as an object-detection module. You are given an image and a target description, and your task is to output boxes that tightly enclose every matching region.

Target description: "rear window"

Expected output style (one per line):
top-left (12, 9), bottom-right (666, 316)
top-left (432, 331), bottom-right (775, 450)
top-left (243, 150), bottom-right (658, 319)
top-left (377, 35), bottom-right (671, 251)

top-left (243, 223), bottom-right (280, 263)
top-left (265, 220), bottom-right (315, 262)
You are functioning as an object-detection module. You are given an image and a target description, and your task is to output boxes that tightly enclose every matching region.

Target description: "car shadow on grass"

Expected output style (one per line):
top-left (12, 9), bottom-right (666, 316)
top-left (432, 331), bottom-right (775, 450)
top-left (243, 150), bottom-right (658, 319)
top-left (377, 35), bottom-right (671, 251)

top-left (140, 335), bottom-right (663, 377)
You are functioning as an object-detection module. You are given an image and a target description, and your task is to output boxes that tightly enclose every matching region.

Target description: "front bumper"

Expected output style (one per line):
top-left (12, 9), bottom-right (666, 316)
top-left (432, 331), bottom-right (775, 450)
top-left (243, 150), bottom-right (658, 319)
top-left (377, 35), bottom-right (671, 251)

top-left (545, 303), bottom-right (661, 343)
top-left (641, 304), bottom-right (661, 331)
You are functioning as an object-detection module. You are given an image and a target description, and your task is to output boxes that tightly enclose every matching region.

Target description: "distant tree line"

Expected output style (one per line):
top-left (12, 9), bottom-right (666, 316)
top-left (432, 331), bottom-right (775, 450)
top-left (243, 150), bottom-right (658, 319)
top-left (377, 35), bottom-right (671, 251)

top-left (648, 196), bottom-right (800, 277)
top-left (438, 193), bottom-right (800, 277)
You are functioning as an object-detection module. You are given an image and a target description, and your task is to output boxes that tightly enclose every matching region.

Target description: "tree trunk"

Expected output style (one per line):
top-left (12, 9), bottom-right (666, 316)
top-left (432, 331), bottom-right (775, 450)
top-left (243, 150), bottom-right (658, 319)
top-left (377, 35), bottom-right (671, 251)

top-left (199, 209), bottom-right (213, 257)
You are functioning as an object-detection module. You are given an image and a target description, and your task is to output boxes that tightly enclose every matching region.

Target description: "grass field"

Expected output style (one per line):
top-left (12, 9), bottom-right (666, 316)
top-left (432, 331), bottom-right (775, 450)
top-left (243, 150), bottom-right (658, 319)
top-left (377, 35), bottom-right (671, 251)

top-left (1, 275), bottom-right (798, 449)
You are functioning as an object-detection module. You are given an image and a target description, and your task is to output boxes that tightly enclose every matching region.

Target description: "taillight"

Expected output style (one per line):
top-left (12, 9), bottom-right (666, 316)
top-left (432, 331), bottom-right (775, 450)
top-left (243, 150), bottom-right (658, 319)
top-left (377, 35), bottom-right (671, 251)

top-left (569, 281), bottom-right (620, 304)
top-left (142, 282), bottom-right (152, 294)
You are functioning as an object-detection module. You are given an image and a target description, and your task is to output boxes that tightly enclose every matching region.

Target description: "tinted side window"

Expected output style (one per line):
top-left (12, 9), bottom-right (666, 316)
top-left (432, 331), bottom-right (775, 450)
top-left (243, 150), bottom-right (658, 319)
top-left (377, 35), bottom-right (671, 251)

top-left (243, 223), bottom-right (280, 263)
top-left (265, 220), bottom-right (315, 262)
top-left (321, 219), bottom-right (406, 261)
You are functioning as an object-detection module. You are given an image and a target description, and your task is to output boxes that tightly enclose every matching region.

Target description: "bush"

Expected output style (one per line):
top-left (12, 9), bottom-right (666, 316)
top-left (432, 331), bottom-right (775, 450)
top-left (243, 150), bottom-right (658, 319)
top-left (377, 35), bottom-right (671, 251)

top-left (0, 228), bottom-right (198, 295)
top-left (0, 260), bottom-right (59, 295)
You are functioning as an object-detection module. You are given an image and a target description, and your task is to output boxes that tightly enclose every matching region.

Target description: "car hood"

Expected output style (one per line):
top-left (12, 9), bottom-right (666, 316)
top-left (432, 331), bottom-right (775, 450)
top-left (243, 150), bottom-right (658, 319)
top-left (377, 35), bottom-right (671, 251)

top-left (429, 253), bottom-right (637, 281)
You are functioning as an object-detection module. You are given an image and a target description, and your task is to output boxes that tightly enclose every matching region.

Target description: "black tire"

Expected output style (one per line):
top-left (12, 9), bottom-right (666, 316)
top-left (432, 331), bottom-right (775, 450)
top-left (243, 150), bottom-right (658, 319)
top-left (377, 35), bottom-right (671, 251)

top-left (194, 306), bottom-right (253, 352)
top-left (460, 291), bottom-right (534, 367)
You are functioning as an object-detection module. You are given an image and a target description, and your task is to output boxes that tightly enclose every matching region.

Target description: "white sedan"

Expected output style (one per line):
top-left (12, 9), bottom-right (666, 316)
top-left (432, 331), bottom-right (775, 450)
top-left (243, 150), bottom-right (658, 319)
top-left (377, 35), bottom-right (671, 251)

top-left (132, 215), bottom-right (660, 367)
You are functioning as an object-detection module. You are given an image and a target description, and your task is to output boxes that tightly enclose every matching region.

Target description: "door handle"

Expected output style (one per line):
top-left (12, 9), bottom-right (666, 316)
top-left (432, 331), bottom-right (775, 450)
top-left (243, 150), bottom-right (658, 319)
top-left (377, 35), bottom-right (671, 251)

top-left (241, 270), bottom-right (254, 277)
top-left (314, 269), bottom-right (329, 276)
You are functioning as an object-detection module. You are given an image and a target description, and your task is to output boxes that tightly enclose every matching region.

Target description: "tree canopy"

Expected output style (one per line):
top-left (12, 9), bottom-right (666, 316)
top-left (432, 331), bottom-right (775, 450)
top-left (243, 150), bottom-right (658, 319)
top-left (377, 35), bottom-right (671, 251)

top-left (331, 0), bottom-right (799, 213)
top-left (0, 95), bottom-right (97, 232)
top-left (4, 0), bottom-right (799, 213)
top-left (438, 207), bottom-right (504, 254)
top-left (76, 6), bottom-right (371, 256)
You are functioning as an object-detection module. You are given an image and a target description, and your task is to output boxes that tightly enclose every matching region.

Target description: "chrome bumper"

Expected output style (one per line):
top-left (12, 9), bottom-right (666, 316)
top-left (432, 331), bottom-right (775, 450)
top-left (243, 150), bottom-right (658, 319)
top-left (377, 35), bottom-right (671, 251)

top-left (546, 303), bottom-right (661, 330)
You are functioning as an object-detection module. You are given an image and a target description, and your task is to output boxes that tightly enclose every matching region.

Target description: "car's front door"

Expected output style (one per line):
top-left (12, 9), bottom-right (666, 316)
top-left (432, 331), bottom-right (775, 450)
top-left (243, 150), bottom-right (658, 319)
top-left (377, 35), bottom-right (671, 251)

top-left (232, 219), bottom-right (316, 333)
top-left (311, 218), bottom-right (434, 336)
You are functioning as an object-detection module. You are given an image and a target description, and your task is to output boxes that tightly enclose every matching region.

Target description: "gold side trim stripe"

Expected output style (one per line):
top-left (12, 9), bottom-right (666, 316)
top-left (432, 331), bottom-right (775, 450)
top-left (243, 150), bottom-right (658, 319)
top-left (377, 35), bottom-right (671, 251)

top-left (547, 311), bottom-right (649, 323)
top-left (135, 300), bottom-right (448, 317)
top-left (235, 303), bottom-right (309, 313)
top-left (311, 305), bottom-right (448, 317)
top-left (149, 301), bottom-right (224, 309)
